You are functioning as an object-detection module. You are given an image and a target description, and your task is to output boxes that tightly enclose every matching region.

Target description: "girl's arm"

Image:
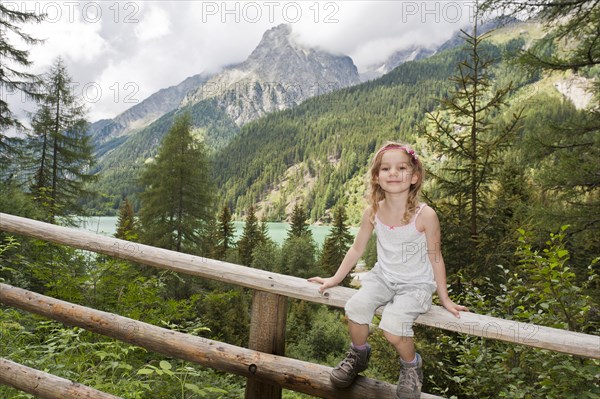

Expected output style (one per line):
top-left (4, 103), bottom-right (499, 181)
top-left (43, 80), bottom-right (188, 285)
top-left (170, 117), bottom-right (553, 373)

top-left (419, 206), bottom-right (469, 318)
top-left (308, 207), bottom-right (374, 293)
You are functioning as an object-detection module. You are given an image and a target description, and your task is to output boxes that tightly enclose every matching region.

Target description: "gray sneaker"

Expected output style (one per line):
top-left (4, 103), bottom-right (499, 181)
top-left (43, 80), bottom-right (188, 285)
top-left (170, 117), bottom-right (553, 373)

top-left (396, 354), bottom-right (423, 399)
top-left (330, 344), bottom-right (371, 388)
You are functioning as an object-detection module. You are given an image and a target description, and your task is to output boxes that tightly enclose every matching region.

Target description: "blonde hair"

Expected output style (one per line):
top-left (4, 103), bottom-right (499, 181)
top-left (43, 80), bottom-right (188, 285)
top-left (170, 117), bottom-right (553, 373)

top-left (367, 141), bottom-right (424, 225)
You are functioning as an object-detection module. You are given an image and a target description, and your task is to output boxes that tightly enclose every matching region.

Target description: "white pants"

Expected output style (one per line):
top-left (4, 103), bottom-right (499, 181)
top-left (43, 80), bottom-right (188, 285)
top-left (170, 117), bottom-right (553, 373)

top-left (345, 264), bottom-right (436, 337)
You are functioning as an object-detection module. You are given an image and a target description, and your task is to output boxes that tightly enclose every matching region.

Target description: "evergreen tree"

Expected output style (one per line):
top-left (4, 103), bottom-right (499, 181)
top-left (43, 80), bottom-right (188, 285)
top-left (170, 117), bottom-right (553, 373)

top-left (115, 197), bottom-right (137, 241)
top-left (0, 3), bottom-right (43, 173)
top-left (138, 112), bottom-right (214, 253)
top-left (482, 0), bottom-right (600, 255)
top-left (258, 216), bottom-right (269, 243)
top-left (422, 20), bottom-right (523, 278)
top-left (280, 235), bottom-right (317, 278)
top-left (27, 57), bottom-right (96, 223)
top-left (281, 203), bottom-right (318, 277)
top-left (319, 205), bottom-right (354, 284)
top-left (201, 215), bottom-right (219, 259)
top-left (237, 205), bottom-right (260, 266)
top-left (288, 203), bottom-right (311, 239)
top-left (481, 0), bottom-right (599, 72)
top-left (215, 206), bottom-right (235, 260)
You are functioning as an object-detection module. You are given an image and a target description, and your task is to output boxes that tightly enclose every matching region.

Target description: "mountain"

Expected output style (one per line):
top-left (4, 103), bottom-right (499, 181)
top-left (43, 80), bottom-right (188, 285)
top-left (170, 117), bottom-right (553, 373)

top-left (90, 73), bottom-right (213, 148)
top-left (361, 46), bottom-right (436, 81)
top-left (211, 19), bottom-right (569, 223)
top-left (89, 23), bottom-right (362, 213)
top-left (360, 16), bottom-right (520, 82)
top-left (180, 24), bottom-right (360, 126)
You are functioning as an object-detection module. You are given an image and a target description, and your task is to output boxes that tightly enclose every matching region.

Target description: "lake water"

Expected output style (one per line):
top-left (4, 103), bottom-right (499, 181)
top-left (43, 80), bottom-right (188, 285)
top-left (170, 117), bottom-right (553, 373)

top-left (76, 216), bottom-right (357, 247)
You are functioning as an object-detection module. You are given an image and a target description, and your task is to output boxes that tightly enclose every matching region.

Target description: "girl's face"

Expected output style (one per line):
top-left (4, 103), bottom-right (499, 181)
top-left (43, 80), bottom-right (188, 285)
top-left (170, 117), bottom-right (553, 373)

top-left (376, 149), bottom-right (419, 193)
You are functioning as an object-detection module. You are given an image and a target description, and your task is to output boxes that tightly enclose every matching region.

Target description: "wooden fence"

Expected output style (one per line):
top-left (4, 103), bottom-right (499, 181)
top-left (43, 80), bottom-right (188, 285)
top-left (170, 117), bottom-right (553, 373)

top-left (0, 213), bottom-right (598, 399)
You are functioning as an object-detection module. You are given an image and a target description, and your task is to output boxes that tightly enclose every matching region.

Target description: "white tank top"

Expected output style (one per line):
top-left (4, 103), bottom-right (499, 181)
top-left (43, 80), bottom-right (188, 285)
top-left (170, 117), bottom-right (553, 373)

top-left (374, 204), bottom-right (436, 287)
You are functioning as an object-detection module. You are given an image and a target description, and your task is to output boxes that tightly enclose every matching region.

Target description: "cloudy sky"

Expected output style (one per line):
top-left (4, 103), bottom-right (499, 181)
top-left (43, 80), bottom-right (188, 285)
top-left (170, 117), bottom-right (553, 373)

top-left (5, 1), bottom-right (487, 122)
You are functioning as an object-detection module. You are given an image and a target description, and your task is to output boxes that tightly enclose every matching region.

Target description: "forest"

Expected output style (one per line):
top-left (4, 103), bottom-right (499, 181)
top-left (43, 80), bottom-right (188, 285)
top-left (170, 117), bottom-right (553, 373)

top-left (1, 1), bottom-right (599, 398)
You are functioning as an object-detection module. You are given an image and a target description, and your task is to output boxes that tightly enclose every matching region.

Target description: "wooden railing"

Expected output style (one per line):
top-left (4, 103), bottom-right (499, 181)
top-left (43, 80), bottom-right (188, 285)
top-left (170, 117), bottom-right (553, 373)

top-left (0, 213), bottom-right (598, 399)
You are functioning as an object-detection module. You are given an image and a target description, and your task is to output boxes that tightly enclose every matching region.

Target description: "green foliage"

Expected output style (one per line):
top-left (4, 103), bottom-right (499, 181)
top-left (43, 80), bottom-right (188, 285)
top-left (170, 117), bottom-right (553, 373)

top-left (286, 305), bottom-right (347, 364)
top-left (481, 0), bottom-right (600, 72)
top-left (513, 226), bottom-right (597, 333)
top-left (0, 313), bottom-right (245, 398)
top-left (280, 235), bottom-right (318, 279)
top-left (417, 226), bottom-right (600, 399)
top-left (138, 112), bottom-right (214, 253)
top-left (480, 0), bottom-right (600, 272)
top-left (237, 205), bottom-right (263, 266)
top-left (251, 239), bottom-right (281, 272)
top-left (423, 23), bottom-right (524, 281)
top-left (196, 288), bottom-right (250, 347)
top-left (87, 99), bottom-right (240, 215)
top-left (115, 197), bottom-right (138, 241)
top-left (136, 360), bottom-right (229, 398)
top-left (0, 2), bottom-right (43, 171)
top-left (288, 203), bottom-right (311, 239)
top-left (26, 57), bottom-right (96, 223)
top-left (319, 205), bottom-right (354, 285)
top-left (215, 206), bottom-right (235, 259)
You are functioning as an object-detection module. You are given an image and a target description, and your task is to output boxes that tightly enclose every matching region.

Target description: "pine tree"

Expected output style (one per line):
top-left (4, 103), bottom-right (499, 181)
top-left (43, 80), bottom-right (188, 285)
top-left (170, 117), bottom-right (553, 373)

top-left (288, 203), bottom-right (311, 239)
top-left (281, 204), bottom-right (318, 278)
top-left (258, 216), bottom-right (269, 243)
top-left (280, 235), bottom-right (317, 278)
top-left (0, 3), bottom-right (43, 173)
top-left (237, 205), bottom-right (260, 266)
top-left (27, 57), bottom-right (96, 223)
top-left (481, 0), bottom-right (600, 253)
top-left (138, 112), bottom-right (214, 253)
top-left (422, 19), bottom-right (523, 278)
top-left (215, 206), bottom-right (235, 260)
top-left (481, 0), bottom-right (599, 72)
top-left (319, 205), bottom-right (354, 284)
top-left (115, 197), bottom-right (137, 241)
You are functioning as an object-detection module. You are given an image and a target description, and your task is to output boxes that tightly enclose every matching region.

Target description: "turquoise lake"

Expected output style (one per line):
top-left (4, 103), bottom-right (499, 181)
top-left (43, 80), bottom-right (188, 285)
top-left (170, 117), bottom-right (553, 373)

top-left (76, 216), bottom-right (357, 247)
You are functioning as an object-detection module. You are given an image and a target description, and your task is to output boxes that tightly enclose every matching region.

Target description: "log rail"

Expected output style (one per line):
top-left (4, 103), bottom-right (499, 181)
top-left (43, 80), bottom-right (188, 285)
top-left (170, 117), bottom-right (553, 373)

top-left (1, 213), bottom-right (599, 399)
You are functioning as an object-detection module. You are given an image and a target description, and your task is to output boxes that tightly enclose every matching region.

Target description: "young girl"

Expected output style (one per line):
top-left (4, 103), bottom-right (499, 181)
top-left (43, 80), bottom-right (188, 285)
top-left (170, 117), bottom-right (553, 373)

top-left (309, 142), bottom-right (467, 399)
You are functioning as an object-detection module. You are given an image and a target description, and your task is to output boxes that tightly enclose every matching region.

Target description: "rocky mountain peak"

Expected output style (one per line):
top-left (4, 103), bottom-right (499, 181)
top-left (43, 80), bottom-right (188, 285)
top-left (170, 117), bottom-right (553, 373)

top-left (181, 23), bottom-right (360, 126)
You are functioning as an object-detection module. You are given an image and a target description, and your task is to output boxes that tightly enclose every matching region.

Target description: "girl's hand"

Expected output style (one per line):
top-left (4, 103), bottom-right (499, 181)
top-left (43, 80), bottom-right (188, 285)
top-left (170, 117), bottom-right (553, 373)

top-left (307, 276), bottom-right (339, 293)
top-left (441, 298), bottom-right (469, 318)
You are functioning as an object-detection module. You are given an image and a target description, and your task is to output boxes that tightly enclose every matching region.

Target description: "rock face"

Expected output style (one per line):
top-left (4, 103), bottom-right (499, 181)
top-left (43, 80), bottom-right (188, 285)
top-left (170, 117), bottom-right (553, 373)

top-left (180, 24), bottom-right (361, 126)
top-left (361, 45), bottom-right (435, 81)
top-left (554, 75), bottom-right (595, 110)
top-left (89, 73), bottom-right (212, 146)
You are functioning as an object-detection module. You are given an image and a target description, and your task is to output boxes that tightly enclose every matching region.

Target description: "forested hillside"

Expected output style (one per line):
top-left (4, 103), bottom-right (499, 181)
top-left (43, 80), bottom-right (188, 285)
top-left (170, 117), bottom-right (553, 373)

top-left (214, 29), bottom-right (534, 223)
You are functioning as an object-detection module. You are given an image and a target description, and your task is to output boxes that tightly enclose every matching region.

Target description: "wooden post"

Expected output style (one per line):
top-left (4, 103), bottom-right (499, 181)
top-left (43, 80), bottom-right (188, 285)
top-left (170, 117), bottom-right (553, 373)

top-left (245, 291), bottom-right (288, 399)
top-left (0, 358), bottom-right (122, 399)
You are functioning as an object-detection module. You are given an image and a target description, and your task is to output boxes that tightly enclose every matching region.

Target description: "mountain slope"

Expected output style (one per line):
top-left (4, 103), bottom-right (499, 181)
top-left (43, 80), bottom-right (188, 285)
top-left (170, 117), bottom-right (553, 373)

top-left (90, 73), bottom-right (213, 146)
top-left (213, 22), bottom-right (548, 223)
top-left (181, 24), bottom-right (360, 126)
top-left (90, 24), bottom-right (362, 213)
top-left (213, 47), bottom-right (470, 222)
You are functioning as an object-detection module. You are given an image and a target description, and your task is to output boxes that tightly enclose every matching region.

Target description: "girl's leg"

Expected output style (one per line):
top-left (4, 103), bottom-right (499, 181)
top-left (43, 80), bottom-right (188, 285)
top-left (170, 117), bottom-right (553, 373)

top-left (384, 331), bottom-right (423, 399)
top-left (383, 331), bottom-right (416, 362)
top-left (348, 320), bottom-right (370, 346)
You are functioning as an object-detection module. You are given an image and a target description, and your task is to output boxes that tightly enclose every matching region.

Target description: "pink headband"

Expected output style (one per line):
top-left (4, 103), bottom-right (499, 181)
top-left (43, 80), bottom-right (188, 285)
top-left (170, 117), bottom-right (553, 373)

top-left (377, 145), bottom-right (419, 164)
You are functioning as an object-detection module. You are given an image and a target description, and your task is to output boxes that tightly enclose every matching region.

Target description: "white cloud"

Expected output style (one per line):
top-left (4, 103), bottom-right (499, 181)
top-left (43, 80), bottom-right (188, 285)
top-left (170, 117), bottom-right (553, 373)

top-left (27, 7), bottom-right (107, 68)
top-left (6, 1), bottom-right (477, 122)
top-left (134, 5), bottom-right (171, 42)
